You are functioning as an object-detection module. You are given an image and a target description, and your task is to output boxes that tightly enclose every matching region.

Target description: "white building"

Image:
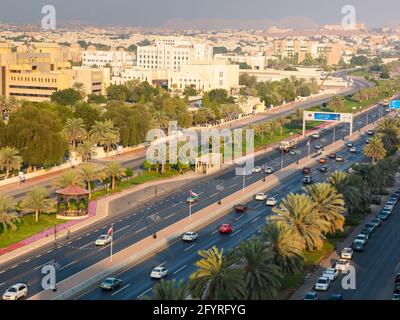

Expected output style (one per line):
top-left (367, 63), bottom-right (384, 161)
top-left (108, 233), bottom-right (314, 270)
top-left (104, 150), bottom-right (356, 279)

top-left (214, 53), bottom-right (267, 70)
top-left (82, 49), bottom-right (135, 75)
top-left (137, 38), bottom-right (213, 71)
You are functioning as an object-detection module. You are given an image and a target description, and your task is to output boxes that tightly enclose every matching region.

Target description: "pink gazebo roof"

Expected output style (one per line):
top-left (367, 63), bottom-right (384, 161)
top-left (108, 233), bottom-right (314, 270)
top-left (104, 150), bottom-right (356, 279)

top-left (56, 185), bottom-right (90, 196)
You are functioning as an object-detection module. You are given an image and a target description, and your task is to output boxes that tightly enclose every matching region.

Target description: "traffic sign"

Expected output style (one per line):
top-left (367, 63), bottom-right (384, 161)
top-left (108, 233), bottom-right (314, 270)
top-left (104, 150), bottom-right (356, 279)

top-left (304, 111), bottom-right (352, 123)
top-left (389, 100), bottom-right (400, 109)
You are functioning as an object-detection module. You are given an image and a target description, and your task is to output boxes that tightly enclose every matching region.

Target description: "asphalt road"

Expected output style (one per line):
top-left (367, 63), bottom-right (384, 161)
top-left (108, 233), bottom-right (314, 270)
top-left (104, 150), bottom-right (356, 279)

top-left (0, 102), bottom-right (387, 299)
top-left (77, 125), bottom-right (370, 300)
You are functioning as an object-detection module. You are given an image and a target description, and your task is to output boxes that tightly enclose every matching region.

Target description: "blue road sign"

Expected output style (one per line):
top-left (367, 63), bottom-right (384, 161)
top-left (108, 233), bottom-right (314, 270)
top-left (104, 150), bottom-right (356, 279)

top-left (313, 113), bottom-right (341, 121)
top-left (390, 100), bottom-right (400, 109)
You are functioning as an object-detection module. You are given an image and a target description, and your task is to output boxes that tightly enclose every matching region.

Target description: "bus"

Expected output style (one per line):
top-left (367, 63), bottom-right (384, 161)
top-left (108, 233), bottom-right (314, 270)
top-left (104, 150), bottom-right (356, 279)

top-left (279, 140), bottom-right (296, 152)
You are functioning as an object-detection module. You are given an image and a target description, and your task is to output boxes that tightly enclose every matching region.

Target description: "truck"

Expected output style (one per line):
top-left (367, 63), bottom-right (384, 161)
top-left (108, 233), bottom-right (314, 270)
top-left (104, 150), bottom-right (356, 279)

top-left (279, 140), bottom-right (296, 152)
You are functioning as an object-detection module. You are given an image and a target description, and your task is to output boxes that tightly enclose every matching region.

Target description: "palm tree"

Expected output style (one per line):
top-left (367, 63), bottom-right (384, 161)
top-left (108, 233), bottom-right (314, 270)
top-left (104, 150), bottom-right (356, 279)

top-left (54, 170), bottom-right (84, 188)
top-left (277, 117), bottom-right (289, 135)
top-left (304, 183), bottom-right (346, 234)
top-left (268, 119), bottom-right (279, 137)
top-left (62, 118), bottom-right (87, 149)
top-left (22, 187), bottom-right (54, 223)
top-left (270, 193), bottom-right (326, 251)
top-left (234, 239), bottom-right (283, 299)
top-left (103, 162), bottom-right (126, 190)
top-left (143, 279), bottom-right (190, 300)
top-left (189, 246), bottom-right (246, 300)
top-left (79, 164), bottom-right (103, 198)
top-left (0, 147), bottom-right (23, 178)
top-left (0, 194), bottom-right (19, 231)
top-left (90, 120), bottom-right (120, 155)
top-left (77, 139), bottom-right (97, 162)
top-left (364, 137), bottom-right (386, 164)
top-left (102, 132), bottom-right (120, 156)
top-left (261, 222), bottom-right (304, 275)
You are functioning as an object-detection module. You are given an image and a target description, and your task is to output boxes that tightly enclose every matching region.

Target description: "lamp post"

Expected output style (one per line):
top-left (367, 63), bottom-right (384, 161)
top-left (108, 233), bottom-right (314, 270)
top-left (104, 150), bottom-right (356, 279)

top-left (216, 183), bottom-right (224, 205)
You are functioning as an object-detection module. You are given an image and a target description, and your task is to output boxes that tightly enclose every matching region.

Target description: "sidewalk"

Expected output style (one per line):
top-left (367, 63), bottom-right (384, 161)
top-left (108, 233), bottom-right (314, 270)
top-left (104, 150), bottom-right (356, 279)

top-left (30, 122), bottom-right (376, 300)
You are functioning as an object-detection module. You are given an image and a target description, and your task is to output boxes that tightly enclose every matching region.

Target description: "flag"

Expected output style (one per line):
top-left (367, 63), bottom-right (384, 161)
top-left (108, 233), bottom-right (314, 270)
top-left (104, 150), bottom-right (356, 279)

top-left (107, 227), bottom-right (113, 236)
top-left (188, 190), bottom-right (198, 198)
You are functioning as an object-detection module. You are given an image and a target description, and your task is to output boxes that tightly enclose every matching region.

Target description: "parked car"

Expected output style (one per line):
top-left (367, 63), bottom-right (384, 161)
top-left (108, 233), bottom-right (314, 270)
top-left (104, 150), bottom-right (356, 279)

top-left (379, 210), bottom-right (390, 220)
top-left (266, 197), bottom-right (278, 206)
top-left (252, 166), bottom-right (262, 173)
top-left (2, 283), bottom-right (28, 300)
top-left (360, 228), bottom-right (371, 239)
top-left (95, 235), bottom-right (112, 246)
top-left (182, 231), bottom-right (198, 242)
top-left (341, 247), bottom-right (353, 260)
top-left (352, 239), bottom-right (364, 252)
top-left (219, 224), bottom-right (233, 234)
top-left (319, 165), bottom-right (328, 173)
top-left (315, 277), bottom-right (330, 291)
top-left (234, 204), bottom-right (248, 213)
top-left (151, 266), bottom-right (168, 279)
top-left (365, 223), bottom-right (376, 233)
top-left (370, 218), bottom-right (381, 228)
top-left (303, 291), bottom-right (318, 300)
top-left (395, 273), bottom-right (400, 285)
top-left (355, 234), bottom-right (368, 245)
top-left (100, 277), bottom-right (122, 291)
top-left (255, 193), bottom-right (267, 201)
top-left (322, 268), bottom-right (339, 281)
top-left (335, 259), bottom-right (350, 271)
top-left (328, 294), bottom-right (343, 300)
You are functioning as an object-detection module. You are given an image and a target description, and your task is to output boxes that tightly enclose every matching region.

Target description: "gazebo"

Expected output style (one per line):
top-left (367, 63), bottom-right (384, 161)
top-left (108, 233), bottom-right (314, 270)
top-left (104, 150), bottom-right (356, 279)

top-left (56, 185), bottom-right (90, 219)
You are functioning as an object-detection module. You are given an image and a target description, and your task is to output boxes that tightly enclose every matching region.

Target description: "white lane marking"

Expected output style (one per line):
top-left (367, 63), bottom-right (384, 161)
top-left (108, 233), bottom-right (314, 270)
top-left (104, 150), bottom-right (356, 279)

top-left (76, 237), bottom-right (82, 240)
top-left (34, 260), bottom-right (54, 270)
top-left (210, 192), bottom-right (219, 198)
top-left (24, 259), bottom-right (31, 263)
top-left (0, 270), bottom-right (5, 274)
top-left (235, 215), bottom-right (244, 221)
top-left (252, 216), bottom-right (261, 223)
top-left (230, 229), bottom-right (242, 237)
top-left (115, 225), bottom-right (130, 234)
top-left (198, 192), bottom-right (205, 195)
top-left (255, 203), bottom-right (263, 209)
top-left (172, 203), bottom-right (179, 207)
top-left (137, 288), bottom-right (152, 299)
top-left (164, 213), bottom-right (177, 220)
top-left (58, 259), bottom-right (78, 271)
top-left (94, 229), bottom-right (99, 233)
top-left (173, 265), bottom-right (188, 275)
top-left (0, 282), bottom-right (5, 286)
top-left (273, 194), bottom-right (279, 198)
top-left (211, 229), bottom-right (219, 235)
top-left (111, 284), bottom-right (131, 296)
top-left (10, 264), bottom-right (18, 269)
top-left (184, 244), bottom-right (196, 252)
top-left (134, 226), bottom-right (148, 234)
top-left (233, 176), bottom-right (240, 180)
top-left (80, 242), bottom-right (92, 249)
top-left (287, 184), bottom-right (294, 189)
top-left (230, 183), bottom-right (238, 188)
top-left (36, 254), bottom-right (42, 258)
top-left (159, 261), bottom-right (167, 267)
top-left (86, 233), bottom-right (91, 237)
top-left (47, 250), bottom-right (52, 254)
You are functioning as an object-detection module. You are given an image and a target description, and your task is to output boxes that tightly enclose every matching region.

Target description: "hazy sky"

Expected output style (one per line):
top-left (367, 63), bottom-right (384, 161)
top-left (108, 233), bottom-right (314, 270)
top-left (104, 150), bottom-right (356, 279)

top-left (1, 0), bottom-right (400, 29)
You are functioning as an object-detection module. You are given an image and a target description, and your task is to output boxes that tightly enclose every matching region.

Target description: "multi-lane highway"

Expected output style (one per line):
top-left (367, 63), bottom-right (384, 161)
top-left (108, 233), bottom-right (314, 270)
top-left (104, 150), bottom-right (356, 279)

top-left (0, 101), bottom-right (388, 299)
top-left (77, 122), bottom-right (371, 300)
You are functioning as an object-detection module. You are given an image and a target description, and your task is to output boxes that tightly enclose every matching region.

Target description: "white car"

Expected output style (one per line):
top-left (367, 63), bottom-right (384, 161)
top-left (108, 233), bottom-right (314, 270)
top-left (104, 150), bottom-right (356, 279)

top-left (255, 193), bottom-right (268, 201)
top-left (252, 166), bottom-right (262, 173)
top-left (266, 197), bottom-right (278, 206)
top-left (322, 268), bottom-right (338, 281)
top-left (341, 247), bottom-right (354, 260)
top-left (95, 235), bottom-right (112, 246)
top-left (355, 234), bottom-right (368, 244)
top-left (151, 266), bottom-right (168, 279)
top-left (335, 259), bottom-right (350, 272)
top-left (182, 231), bottom-right (198, 242)
top-left (384, 204), bottom-right (394, 212)
top-left (2, 283), bottom-right (28, 300)
top-left (350, 147), bottom-right (357, 153)
top-left (347, 142), bottom-right (354, 147)
top-left (312, 133), bottom-right (320, 138)
top-left (314, 277), bottom-right (330, 291)
top-left (289, 150), bottom-right (296, 155)
top-left (264, 166), bottom-right (274, 174)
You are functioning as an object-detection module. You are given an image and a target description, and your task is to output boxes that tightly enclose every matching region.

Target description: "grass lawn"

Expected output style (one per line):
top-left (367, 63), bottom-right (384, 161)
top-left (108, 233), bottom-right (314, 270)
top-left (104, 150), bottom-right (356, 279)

top-left (0, 213), bottom-right (64, 249)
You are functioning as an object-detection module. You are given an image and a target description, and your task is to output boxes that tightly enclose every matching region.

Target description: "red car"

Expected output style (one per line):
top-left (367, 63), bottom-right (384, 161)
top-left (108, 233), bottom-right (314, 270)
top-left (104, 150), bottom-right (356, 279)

top-left (234, 204), bottom-right (248, 213)
top-left (219, 224), bottom-right (233, 234)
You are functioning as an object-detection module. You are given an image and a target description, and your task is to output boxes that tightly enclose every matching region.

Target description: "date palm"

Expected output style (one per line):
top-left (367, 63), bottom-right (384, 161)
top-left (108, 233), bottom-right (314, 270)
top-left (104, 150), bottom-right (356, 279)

top-left (304, 183), bottom-right (346, 234)
top-left (261, 222), bottom-right (304, 275)
top-left (22, 187), bottom-right (54, 223)
top-left (54, 170), bottom-right (84, 188)
top-left (189, 246), bottom-right (246, 300)
top-left (0, 194), bottom-right (19, 231)
top-left (103, 162), bottom-right (126, 190)
top-left (270, 193), bottom-right (326, 251)
top-left (143, 279), bottom-right (190, 300)
top-left (277, 117), bottom-right (289, 135)
top-left (77, 139), bottom-right (97, 162)
top-left (364, 136), bottom-right (386, 164)
top-left (328, 171), bottom-right (361, 215)
top-left (234, 239), bottom-right (282, 300)
top-left (79, 164), bottom-right (103, 198)
top-left (62, 118), bottom-right (87, 149)
top-left (0, 147), bottom-right (23, 178)
top-left (90, 120), bottom-right (120, 155)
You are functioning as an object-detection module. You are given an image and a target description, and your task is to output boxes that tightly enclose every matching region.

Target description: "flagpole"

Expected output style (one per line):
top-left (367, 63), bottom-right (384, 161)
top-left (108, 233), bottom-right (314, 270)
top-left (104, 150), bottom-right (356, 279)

top-left (110, 223), bottom-right (114, 262)
top-left (189, 201), bottom-right (192, 220)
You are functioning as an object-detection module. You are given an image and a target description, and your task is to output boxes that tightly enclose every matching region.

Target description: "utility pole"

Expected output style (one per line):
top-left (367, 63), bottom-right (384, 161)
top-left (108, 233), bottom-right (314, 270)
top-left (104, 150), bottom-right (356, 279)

top-left (333, 126), bottom-right (336, 144)
top-left (307, 140), bottom-right (311, 159)
top-left (110, 223), bottom-right (114, 262)
top-left (52, 224), bottom-right (58, 292)
top-left (280, 149), bottom-right (284, 170)
top-left (153, 186), bottom-right (158, 238)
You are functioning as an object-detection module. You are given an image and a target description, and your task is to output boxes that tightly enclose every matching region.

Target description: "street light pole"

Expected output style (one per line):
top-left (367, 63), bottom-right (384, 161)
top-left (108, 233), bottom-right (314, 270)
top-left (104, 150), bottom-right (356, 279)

top-left (110, 223), bottom-right (114, 262)
top-left (280, 149), bottom-right (284, 170)
top-left (333, 126), bottom-right (336, 144)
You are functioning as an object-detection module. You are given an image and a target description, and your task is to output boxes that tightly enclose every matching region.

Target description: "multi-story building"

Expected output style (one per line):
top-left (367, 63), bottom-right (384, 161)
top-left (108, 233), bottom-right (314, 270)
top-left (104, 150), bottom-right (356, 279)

top-left (214, 53), bottom-right (267, 70)
top-left (137, 37), bottom-right (213, 71)
top-left (82, 48), bottom-right (135, 75)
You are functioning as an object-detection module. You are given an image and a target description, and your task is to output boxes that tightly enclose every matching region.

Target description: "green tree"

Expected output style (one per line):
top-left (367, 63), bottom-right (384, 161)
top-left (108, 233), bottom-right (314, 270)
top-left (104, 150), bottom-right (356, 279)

top-left (0, 194), bottom-right (19, 231)
top-left (364, 137), bottom-right (386, 164)
top-left (62, 118), bottom-right (87, 149)
top-left (76, 139), bottom-right (97, 162)
top-left (22, 187), bottom-right (54, 223)
top-left (90, 120), bottom-right (120, 155)
top-left (144, 279), bottom-right (190, 300)
top-left (189, 246), bottom-right (245, 300)
top-left (183, 86), bottom-right (198, 97)
top-left (54, 170), bottom-right (84, 188)
top-left (51, 88), bottom-right (82, 106)
top-left (106, 84), bottom-right (130, 101)
top-left (103, 162), bottom-right (126, 190)
top-left (0, 147), bottom-right (23, 178)
top-left (79, 165), bottom-right (103, 198)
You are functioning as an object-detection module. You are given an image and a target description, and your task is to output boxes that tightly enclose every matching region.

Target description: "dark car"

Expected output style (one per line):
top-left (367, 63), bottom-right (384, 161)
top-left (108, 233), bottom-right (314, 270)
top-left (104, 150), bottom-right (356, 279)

top-left (302, 167), bottom-right (311, 174)
top-left (319, 165), bottom-right (328, 173)
top-left (234, 204), bottom-right (248, 213)
top-left (100, 277), bottom-right (122, 291)
top-left (303, 176), bottom-right (313, 185)
top-left (328, 294), bottom-right (343, 300)
top-left (395, 273), bottom-right (400, 285)
top-left (365, 223), bottom-right (375, 233)
top-left (303, 291), bottom-right (318, 300)
top-left (367, 130), bottom-right (375, 136)
top-left (352, 240), bottom-right (364, 252)
top-left (329, 153), bottom-right (336, 159)
top-left (360, 228), bottom-right (371, 239)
